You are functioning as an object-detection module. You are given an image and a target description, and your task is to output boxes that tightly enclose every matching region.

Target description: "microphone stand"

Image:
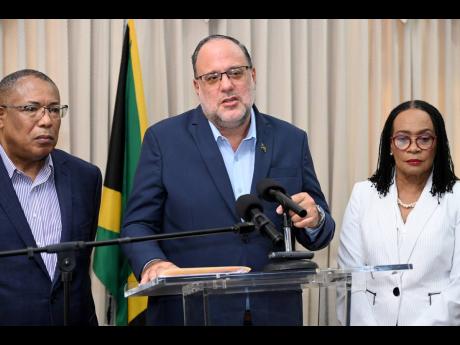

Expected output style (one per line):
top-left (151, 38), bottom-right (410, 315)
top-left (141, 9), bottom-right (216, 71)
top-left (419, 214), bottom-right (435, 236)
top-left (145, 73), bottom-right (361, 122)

top-left (263, 212), bottom-right (318, 272)
top-left (0, 222), bottom-right (254, 325)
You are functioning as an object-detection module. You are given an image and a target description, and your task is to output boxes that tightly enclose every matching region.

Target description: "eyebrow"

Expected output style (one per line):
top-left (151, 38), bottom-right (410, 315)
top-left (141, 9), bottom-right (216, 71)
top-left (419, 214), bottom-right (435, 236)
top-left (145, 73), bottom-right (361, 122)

top-left (25, 101), bottom-right (60, 106)
top-left (201, 65), bottom-right (245, 75)
top-left (393, 129), bottom-right (434, 135)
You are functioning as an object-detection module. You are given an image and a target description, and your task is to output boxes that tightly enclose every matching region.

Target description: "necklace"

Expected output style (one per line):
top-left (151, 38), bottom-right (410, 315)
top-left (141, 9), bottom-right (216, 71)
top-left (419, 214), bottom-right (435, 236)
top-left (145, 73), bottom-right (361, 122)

top-left (397, 198), bottom-right (417, 209)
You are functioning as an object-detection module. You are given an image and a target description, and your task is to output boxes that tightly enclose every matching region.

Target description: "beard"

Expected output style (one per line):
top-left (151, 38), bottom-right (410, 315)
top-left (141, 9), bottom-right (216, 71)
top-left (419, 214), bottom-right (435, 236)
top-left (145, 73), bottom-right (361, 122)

top-left (210, 108), bottom-right (251, 130)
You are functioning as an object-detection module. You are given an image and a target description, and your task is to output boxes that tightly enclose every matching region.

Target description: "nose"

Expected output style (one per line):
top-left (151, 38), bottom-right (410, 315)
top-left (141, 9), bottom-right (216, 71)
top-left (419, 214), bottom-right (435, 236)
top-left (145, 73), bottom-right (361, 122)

top-left (37, 107), bottom-right (54, 126)
top-left (219, 73), bottom-right (234, 90)
top-left (407, 138), bottom-right (420, 152)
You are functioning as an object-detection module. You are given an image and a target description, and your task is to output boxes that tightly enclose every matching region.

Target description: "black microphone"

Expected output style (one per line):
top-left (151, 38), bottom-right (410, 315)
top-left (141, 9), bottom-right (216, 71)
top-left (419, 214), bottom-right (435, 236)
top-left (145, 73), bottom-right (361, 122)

top-left (256, 178), bottom-right (307, 218)
top-left (235, 194), bottom-right (283, 245)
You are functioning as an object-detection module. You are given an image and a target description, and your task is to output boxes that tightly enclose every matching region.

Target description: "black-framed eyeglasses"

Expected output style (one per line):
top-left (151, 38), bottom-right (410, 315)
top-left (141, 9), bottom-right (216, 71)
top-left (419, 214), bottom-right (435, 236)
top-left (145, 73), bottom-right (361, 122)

top-left (391, 134), bottom-right (436, 151)
top-left (195, 65), bottom-right (251, 86)
top-left (0, 104), bottom-right (68, 120)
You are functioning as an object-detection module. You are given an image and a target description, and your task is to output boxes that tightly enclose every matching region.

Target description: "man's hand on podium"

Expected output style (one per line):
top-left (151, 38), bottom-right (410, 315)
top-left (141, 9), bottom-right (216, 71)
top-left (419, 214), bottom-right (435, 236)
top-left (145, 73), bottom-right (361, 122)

top-left (140, 260), bottom-right (179, 284)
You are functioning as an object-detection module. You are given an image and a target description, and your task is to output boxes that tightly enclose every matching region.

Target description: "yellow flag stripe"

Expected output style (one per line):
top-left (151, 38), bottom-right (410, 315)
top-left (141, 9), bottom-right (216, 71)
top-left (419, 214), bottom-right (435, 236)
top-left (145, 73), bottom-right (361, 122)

top-left (127, 272), bottom-right (148, 322)
top-left (97, 186), bottom-right (122, 233)
top-left (128, 19), bottom-right (148, 140)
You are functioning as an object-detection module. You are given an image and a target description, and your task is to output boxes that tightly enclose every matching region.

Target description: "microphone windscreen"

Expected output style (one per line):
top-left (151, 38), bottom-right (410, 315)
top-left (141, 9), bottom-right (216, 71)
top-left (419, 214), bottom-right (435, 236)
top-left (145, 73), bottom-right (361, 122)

top-left (235, 194), bottom-right (263, 221)
top-left (256, 178), bottom-right (286, 201)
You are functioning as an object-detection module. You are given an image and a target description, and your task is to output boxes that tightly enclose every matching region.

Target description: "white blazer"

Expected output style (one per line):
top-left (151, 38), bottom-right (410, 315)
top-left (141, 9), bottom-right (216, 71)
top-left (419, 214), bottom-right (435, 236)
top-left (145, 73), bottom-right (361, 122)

top-left (337, 174), bottom-right (460, 325)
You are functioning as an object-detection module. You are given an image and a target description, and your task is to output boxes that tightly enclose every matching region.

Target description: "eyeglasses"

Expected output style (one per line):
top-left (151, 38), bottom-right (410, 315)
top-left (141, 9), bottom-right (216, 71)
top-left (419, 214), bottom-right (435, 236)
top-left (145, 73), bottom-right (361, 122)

top-left (0, 104), bottom-right (68, 120)
top-left (195, 66), bottom-right (251, 86)
top-left (391, 134), bottom-right (436, 151)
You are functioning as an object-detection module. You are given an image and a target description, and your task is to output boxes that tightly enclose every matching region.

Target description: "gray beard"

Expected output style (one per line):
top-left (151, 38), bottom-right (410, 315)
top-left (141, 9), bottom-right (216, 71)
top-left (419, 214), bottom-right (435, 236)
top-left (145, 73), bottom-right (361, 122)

top-left (211, 110), bottom-right (250, 130)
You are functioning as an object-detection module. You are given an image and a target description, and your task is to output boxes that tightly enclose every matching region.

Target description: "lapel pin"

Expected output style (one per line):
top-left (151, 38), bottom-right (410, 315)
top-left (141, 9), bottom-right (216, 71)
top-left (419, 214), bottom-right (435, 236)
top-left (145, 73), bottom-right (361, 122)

top-left (260, 143), bottom-right (267, 153)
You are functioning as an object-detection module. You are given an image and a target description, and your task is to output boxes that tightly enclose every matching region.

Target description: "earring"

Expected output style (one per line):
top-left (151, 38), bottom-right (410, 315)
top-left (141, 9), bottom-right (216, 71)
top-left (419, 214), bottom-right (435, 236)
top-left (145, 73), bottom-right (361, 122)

top-left (390, 152), bottom-right (393, 156)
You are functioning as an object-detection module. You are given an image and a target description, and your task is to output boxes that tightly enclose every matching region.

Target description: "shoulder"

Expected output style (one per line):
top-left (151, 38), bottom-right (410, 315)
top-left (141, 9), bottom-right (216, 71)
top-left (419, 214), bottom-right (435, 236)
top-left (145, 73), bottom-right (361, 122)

top-left (256, 110), bottom-right (305, 136)
top-left (440, 181), bottom-right (460, 221)
top-left (350, 179), bottom-right (379, 199)
top-left (342, 180), bottom-right (381, 220)
top-left (444, 180), bottom-right (460, 201)
top-left (52, 149), bottom-right (101, 177)
top-left (146, 107), bottom-right (197, 135)
top-left (451, 180), bottom-right (460, 194)
top-left (255, 110), bottom-right (308, 150)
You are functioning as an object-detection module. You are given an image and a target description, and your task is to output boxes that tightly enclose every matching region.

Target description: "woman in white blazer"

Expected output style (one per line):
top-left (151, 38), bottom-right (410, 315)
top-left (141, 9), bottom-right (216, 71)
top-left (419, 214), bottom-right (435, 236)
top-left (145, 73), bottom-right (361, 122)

top-left (337, 100), bottom-right (460, 326)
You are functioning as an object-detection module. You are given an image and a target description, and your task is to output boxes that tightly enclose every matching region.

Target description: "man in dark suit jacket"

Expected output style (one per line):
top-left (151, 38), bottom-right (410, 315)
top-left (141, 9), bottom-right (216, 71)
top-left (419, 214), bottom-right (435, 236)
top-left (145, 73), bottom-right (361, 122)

top-left (0, 69), bottom-right (102, 325)
top-left (122, 35), bottom-right (335, 325)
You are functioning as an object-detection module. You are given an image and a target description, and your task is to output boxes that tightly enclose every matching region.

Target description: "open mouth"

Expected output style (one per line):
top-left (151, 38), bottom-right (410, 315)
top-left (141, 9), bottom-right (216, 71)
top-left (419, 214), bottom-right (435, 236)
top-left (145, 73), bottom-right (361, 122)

top-left (222, 96), bottom-right (239, 105)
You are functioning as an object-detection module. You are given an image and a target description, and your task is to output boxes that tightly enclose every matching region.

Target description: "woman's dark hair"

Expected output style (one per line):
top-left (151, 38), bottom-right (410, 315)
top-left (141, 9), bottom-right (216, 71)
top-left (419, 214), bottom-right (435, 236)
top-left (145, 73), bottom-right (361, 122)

top-left (369, 99), bottom-right (458, 198)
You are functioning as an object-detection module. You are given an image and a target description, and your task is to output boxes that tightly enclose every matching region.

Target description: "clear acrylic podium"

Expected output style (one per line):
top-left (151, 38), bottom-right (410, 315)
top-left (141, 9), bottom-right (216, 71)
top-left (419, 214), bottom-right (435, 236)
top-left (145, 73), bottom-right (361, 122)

top-left (125, 264), bottom-right (412, 326)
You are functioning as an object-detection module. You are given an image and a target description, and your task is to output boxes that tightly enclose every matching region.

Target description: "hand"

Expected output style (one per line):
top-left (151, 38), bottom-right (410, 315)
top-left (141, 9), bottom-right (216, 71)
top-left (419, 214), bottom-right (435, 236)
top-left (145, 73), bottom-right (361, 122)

top-left (140, 260), bottom-right (179, 285)
top-left (275, 192), bottom-right (320, 229)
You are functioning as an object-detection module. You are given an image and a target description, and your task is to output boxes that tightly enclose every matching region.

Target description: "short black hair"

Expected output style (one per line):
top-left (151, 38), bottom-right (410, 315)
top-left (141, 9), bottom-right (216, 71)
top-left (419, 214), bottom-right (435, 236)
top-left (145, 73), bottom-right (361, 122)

top-left (0, 69), bottom-right (58, 102)
top-left (191, 34), bottom-right (253, 78)
top-left (369, 99), bottom-right (458, 198)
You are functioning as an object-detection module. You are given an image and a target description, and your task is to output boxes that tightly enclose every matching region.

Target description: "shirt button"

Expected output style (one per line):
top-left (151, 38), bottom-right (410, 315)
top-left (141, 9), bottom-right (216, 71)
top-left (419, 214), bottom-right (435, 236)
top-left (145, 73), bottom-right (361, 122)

top-left (393, 287), bottom-right (400, 296)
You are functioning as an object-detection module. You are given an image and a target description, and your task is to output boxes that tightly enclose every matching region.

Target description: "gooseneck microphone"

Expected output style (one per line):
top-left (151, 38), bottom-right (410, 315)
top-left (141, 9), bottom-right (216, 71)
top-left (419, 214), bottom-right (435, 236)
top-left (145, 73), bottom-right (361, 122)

top-left (235, 194), bottom-right (283, 245)
top-left (256, 178), bottom-right (307, 218)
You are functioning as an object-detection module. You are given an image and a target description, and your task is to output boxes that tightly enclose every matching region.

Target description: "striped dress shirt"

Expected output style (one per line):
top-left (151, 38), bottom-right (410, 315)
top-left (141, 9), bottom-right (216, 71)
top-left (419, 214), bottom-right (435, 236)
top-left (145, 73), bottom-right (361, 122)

top-left (0, 145), bottom-right (62, 279)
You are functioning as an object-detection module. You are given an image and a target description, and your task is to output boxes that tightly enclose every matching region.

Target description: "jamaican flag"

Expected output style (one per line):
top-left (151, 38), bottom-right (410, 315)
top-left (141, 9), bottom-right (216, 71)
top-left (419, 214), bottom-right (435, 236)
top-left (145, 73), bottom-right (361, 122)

top-left (93, 19), bottom-right (148, 326)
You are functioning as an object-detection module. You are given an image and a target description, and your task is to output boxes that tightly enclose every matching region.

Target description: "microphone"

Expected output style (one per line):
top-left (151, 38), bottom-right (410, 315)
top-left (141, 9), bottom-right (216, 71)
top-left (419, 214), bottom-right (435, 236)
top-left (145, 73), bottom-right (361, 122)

top-left (235, 194), bottom-right (283, 245)
top-left (256, 178), bottom-right (307, 218)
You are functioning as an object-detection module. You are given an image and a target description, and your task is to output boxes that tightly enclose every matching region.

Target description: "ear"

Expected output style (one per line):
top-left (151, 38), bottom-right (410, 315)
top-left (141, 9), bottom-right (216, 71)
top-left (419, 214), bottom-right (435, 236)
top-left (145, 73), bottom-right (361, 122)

top-left (193, 78), bottom-right (200, 96)
top-left (251, 67), bottom-right (256, 84)
top-left (0, 107), bottom-right (5, 129)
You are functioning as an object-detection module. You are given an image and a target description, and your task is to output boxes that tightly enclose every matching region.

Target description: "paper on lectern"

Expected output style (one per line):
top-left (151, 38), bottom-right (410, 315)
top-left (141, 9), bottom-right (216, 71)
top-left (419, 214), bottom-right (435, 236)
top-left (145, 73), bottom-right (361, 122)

top-left (158, 266), bottom-right (251, 277)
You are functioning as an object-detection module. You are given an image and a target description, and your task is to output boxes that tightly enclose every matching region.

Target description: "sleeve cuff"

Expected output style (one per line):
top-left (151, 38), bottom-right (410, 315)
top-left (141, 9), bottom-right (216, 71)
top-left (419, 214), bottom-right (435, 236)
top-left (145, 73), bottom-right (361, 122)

top-left (305, 204), bottom-right (325, 232)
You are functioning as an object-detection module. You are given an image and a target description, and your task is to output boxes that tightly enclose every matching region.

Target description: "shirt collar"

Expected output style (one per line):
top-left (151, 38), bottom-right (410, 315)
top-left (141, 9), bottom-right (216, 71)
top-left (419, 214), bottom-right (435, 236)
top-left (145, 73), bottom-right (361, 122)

top-left (208, 107), bottom-right (257, 144)
top-left (0, 144), bottom-right (54, 179)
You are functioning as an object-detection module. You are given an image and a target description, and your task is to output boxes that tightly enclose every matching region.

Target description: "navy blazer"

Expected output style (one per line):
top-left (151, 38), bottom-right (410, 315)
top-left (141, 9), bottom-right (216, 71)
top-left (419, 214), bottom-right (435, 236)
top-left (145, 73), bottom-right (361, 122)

top-left (122, 105), bottom-right (335, 325)
top-left (0, 149), bottom-right (102, 325)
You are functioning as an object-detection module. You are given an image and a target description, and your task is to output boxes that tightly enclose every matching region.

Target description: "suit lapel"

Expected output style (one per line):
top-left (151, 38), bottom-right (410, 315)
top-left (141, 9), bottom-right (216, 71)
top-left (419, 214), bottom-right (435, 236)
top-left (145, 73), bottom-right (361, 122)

top-left (0, 159), bottom-right (49, 276)
top-left (188, 107), bottom-right (238, 219)
top-left (376, 183), bottom-right (399, 264)
top-left (400, 174), bottom-right (438, 264)
top-left (51, 151), bottom-right (72, 285)
top-left (250, 108), bottom-right (274, 195)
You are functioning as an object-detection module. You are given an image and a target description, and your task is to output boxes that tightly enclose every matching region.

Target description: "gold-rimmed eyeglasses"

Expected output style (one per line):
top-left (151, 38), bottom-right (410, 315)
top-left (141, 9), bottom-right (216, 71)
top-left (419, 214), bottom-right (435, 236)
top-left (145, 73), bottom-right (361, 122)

top-left (195, 65), bottom-right (251, 86)
top-left (391, 134), bottom-right (436, 151)
top-left (0, 104), bottom-right (68, 120)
